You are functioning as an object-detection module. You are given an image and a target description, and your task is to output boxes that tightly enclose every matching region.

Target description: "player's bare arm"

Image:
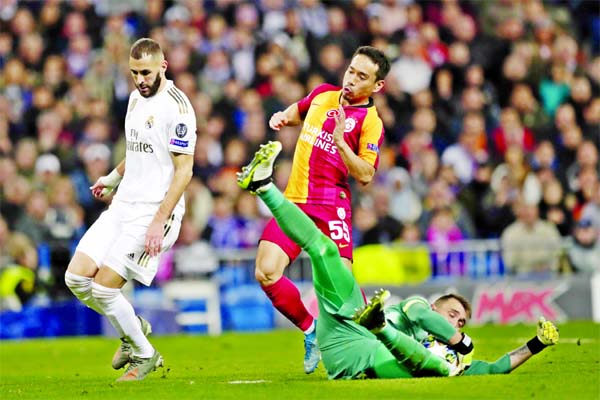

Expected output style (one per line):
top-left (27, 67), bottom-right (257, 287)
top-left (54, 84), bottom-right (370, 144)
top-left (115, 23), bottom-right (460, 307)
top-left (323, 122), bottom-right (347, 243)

top-left (145, 152), bottom-right (193, 257)
top-left (90, 158), bottom-right (126, 199)
top-left (332, 105), bottom-right (375, 185)
top-left (269, 103), bottom-right (302, 130)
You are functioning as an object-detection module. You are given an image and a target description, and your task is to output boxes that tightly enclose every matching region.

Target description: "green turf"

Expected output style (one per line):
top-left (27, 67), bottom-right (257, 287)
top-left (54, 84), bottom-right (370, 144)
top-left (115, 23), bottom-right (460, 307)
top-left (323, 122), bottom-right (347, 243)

top-left (1, 321), bottom-right (599, 400)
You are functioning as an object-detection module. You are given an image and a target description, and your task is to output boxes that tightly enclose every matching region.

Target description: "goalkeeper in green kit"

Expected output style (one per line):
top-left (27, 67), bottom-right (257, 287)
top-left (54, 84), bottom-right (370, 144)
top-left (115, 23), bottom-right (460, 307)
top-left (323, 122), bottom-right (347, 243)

top-left (237, 141), bottom-right (559, 380)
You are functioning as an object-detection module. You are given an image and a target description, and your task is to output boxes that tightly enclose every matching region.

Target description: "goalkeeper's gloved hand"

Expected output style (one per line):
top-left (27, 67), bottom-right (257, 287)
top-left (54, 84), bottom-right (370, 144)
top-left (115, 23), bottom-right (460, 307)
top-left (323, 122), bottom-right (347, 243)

top-left (537, 316), bottom-right (559, 345)
top-left (449, 332), bottom-right (474, 355)
top-left (527, 316), bottom-right (559, 354)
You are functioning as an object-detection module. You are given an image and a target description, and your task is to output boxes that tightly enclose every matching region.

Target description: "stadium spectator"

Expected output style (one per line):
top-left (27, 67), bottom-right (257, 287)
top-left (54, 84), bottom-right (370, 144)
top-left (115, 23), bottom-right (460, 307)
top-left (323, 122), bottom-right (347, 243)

top-left (490, 145), bottom-right (542, 206)
top-left (530, 140), bottom-right (564, 185)
top-left (501, 198), bottom-right (562, 277)
top-left (419, 178), bottom-right (475, 239)
top-left (581, 97), bottom-right (600, 139)
top-left (70, 143), bottom-right (113, 228)
top-left (386, 167), bottom-right (422, 225)
top-left (491, 107), bottom-right (536, 159)
top-left (564, 218), bottom-right (600, 273)
top-left (360, 187), bottom-right (403, 246)
top-left (1, 174), bottom-right (31, 229)
top-left (565, 140), bottom-right (599, 193)
top-left (508, 83), bottom-right (551, 138)
top-left (14, 190), bottom-right (51, 246)
top-left (571, 166), bottom-right (600, 222)
top-left (254, 46), bottom-right (390, 374)
top-left (538, 178), bottom-right (573, 236)
top-left (441, 112), bottom-right (488, 185)
top-left (0, 232), bottom-right (38, 311)
top-left (389, 35), bottom-right (432, 95)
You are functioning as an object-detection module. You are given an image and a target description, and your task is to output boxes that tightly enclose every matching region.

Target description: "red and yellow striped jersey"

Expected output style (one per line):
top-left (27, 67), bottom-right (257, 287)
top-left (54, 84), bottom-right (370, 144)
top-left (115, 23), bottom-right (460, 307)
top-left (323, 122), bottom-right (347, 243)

top-left (284, 83), bottom-right (384, 205)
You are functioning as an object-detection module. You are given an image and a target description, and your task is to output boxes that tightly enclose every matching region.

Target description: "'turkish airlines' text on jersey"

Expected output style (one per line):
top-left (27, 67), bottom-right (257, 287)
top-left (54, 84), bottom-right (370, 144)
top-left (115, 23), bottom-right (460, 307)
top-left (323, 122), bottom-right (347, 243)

top-left (284, 83), bottom-right (384, 205)
top-left (114, 80), bottom-right (197, 213)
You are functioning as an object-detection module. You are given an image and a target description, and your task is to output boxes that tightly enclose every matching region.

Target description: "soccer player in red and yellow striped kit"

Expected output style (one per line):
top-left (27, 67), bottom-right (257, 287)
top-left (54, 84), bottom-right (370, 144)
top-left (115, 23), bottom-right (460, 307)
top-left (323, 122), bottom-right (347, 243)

top-left (255, 46), bottom-right (390, 373)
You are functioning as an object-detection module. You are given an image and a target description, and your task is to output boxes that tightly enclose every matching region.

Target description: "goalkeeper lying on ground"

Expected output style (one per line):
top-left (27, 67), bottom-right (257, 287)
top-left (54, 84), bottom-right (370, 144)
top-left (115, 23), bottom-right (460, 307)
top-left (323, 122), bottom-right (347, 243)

top-left (237, 141), bottom-right (559, 379)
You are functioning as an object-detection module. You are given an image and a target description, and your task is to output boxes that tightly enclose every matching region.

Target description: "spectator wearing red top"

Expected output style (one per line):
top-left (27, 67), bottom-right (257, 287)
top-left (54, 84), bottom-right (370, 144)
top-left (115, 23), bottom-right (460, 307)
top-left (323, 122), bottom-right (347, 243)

top-left (492, 107), bottom-right (536, 159)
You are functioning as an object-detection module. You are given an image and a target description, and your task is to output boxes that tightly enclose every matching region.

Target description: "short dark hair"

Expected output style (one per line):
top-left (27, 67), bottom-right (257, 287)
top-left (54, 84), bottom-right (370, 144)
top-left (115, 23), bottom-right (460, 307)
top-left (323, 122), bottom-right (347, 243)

top-left (353, 46), bottom-right (390, 82)
top-left (130, 38), bottom-right (163, 59)
top-left (434, 293), bottom-right (472, 319)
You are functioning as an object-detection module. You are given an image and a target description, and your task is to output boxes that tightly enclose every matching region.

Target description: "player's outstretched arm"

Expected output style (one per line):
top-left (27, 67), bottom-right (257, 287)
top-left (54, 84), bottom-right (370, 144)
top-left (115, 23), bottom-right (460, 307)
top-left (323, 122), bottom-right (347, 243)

top-left (511, 316), bottom-right (559, 371)
top-left (269, 103), bottom-right (302, 130)
top-left (90, 158), bottom-right (125, 198)
top-left (463, 317), bottom-right (559, 376)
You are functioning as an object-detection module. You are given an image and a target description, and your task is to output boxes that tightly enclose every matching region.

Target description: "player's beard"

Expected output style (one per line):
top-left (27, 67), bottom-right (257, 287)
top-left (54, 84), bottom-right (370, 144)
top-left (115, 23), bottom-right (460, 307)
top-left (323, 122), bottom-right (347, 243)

top-left (138, 74), bottom-right (162, 98)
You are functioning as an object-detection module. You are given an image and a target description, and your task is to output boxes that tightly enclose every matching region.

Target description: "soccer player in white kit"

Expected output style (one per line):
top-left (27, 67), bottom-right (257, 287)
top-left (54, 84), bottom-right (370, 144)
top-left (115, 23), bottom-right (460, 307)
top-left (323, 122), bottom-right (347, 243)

top-left (64, 38), bottom-right (196, 381)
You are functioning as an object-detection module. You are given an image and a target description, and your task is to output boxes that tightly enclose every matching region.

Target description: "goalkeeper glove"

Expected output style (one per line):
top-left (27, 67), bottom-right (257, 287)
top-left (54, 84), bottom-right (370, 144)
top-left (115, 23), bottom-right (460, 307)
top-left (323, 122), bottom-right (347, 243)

top-left (92, 169), bottom-right (122, 197)
top-left (449, 332), bottom-right (474, 355)
top-left (527, 316), bottom-right (559, 354)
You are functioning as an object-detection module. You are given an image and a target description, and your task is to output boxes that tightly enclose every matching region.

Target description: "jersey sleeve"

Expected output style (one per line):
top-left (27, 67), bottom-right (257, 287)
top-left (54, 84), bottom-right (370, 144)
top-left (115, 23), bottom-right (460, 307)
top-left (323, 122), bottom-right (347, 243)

top-left (296, 83), bottom-right (340, 117)
top-left (401, 296), bottom-right (457, 343)
top-left (463, 355), bottom-right (511, 376)
top-left (358, 110), bottom-right (384, 169)
top-left (166, 92), bottom-right (197, 155)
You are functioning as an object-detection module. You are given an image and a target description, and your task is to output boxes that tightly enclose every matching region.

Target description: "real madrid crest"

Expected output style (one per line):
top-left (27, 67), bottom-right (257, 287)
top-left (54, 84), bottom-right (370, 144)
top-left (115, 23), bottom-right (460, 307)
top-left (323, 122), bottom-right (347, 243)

top-left (145, 116), bottom-right (154, 129)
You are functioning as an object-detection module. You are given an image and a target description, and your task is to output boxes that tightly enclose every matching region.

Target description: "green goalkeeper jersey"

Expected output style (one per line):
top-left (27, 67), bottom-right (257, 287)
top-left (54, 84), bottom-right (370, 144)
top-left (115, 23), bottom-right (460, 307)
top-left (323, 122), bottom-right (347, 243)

top-left (384, 296), bottom-right (457, 344)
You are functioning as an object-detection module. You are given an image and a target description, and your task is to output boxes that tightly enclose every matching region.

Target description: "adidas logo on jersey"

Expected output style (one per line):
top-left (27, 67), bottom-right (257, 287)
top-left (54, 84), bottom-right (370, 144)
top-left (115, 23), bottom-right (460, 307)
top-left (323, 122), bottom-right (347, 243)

top-left (127, 253), bottom-right (135, 260)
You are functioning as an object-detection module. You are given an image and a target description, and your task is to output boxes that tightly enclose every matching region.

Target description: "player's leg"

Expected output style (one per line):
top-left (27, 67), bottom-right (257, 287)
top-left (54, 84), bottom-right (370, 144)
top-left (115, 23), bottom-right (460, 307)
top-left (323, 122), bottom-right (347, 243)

top-left (65, 208), bottom-right (120, 314)
top-left (255, 236), bottom-right (314, 333)
top-left (258, 187), bottom-right (361, 310)
top-left (354, 291), bottom-right (450, 378)
top-left (255, 237), bottom-right (319, 373)
top-left (91, 205), bottom-right (177, 380)
top-left (91, 265), bottom-right (162, 380)
top-left (65, 252), bottom-right (103, 314)
top-left (238, 141), bottom-right (361, 311)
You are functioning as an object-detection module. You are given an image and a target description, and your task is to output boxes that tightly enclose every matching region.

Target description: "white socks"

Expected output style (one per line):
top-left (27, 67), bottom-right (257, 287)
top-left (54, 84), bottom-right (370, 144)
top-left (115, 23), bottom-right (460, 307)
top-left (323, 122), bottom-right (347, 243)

top-left (91, 282), bottom-right (154, 358)
top-left (64, 271), bottom-right (103, 314)
top-left (303, 320), bottom-right (316, 335)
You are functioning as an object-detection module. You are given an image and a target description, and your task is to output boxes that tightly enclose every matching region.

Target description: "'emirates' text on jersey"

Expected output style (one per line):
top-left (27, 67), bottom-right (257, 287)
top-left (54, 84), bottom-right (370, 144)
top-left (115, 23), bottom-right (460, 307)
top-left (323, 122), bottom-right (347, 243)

top-left (114, 80), bottom-right (197, 211)
top-left (284, 83), bottom-right (384, 205)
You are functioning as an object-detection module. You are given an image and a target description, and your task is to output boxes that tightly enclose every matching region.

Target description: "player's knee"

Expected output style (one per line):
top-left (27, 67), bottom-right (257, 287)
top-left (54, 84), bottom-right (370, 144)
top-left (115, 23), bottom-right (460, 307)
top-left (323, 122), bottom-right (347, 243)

top-left (254, 264), bottom-right (283, 285)
top-left (67, 252), bottom-right (98, 277)
top-left (90, 281), bottom-right (120, 303)
top-left (64, 271), bottom-right (91, 292)
top-left (255, 256), bottom-right (285, 285)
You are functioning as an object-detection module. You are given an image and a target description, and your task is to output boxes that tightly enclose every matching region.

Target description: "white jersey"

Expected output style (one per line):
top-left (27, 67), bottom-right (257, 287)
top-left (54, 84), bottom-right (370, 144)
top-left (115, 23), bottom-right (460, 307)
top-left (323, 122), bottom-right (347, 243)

top-left (114, 80), bottom-right (196, 214)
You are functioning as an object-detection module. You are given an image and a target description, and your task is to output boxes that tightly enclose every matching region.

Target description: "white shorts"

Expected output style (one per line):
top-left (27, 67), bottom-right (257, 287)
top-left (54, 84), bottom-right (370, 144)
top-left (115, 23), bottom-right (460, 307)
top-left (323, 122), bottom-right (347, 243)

top-left (76, 199), bottom-right (182, 286)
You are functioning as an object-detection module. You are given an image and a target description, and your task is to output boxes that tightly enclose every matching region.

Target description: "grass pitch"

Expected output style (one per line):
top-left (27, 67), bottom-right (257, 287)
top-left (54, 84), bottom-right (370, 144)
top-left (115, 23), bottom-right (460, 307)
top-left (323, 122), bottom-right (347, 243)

top-left (1, 321), bottom-right (599, 400)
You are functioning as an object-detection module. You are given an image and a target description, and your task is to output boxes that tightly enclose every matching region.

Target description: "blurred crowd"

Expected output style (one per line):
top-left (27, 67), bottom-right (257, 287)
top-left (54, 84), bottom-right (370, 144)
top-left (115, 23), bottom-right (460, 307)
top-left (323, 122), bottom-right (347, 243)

top-left (1, 0), bottom-right (599, 309)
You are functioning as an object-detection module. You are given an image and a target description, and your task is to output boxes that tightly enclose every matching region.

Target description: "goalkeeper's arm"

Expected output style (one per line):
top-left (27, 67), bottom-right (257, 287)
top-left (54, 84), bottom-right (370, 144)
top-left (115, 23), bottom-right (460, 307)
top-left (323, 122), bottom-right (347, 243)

top-left (509, 316), bottom-right (559, 371)
top-left (90, 158), bottom-right (125, 198)
top-left (464, 317), bottom-right (559, 376)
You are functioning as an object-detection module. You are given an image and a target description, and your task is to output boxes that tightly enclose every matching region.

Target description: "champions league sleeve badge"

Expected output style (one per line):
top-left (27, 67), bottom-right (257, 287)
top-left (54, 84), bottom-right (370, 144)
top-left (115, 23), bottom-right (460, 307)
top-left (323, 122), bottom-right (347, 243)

top-left (175, 123), bottom-right (188, 138)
